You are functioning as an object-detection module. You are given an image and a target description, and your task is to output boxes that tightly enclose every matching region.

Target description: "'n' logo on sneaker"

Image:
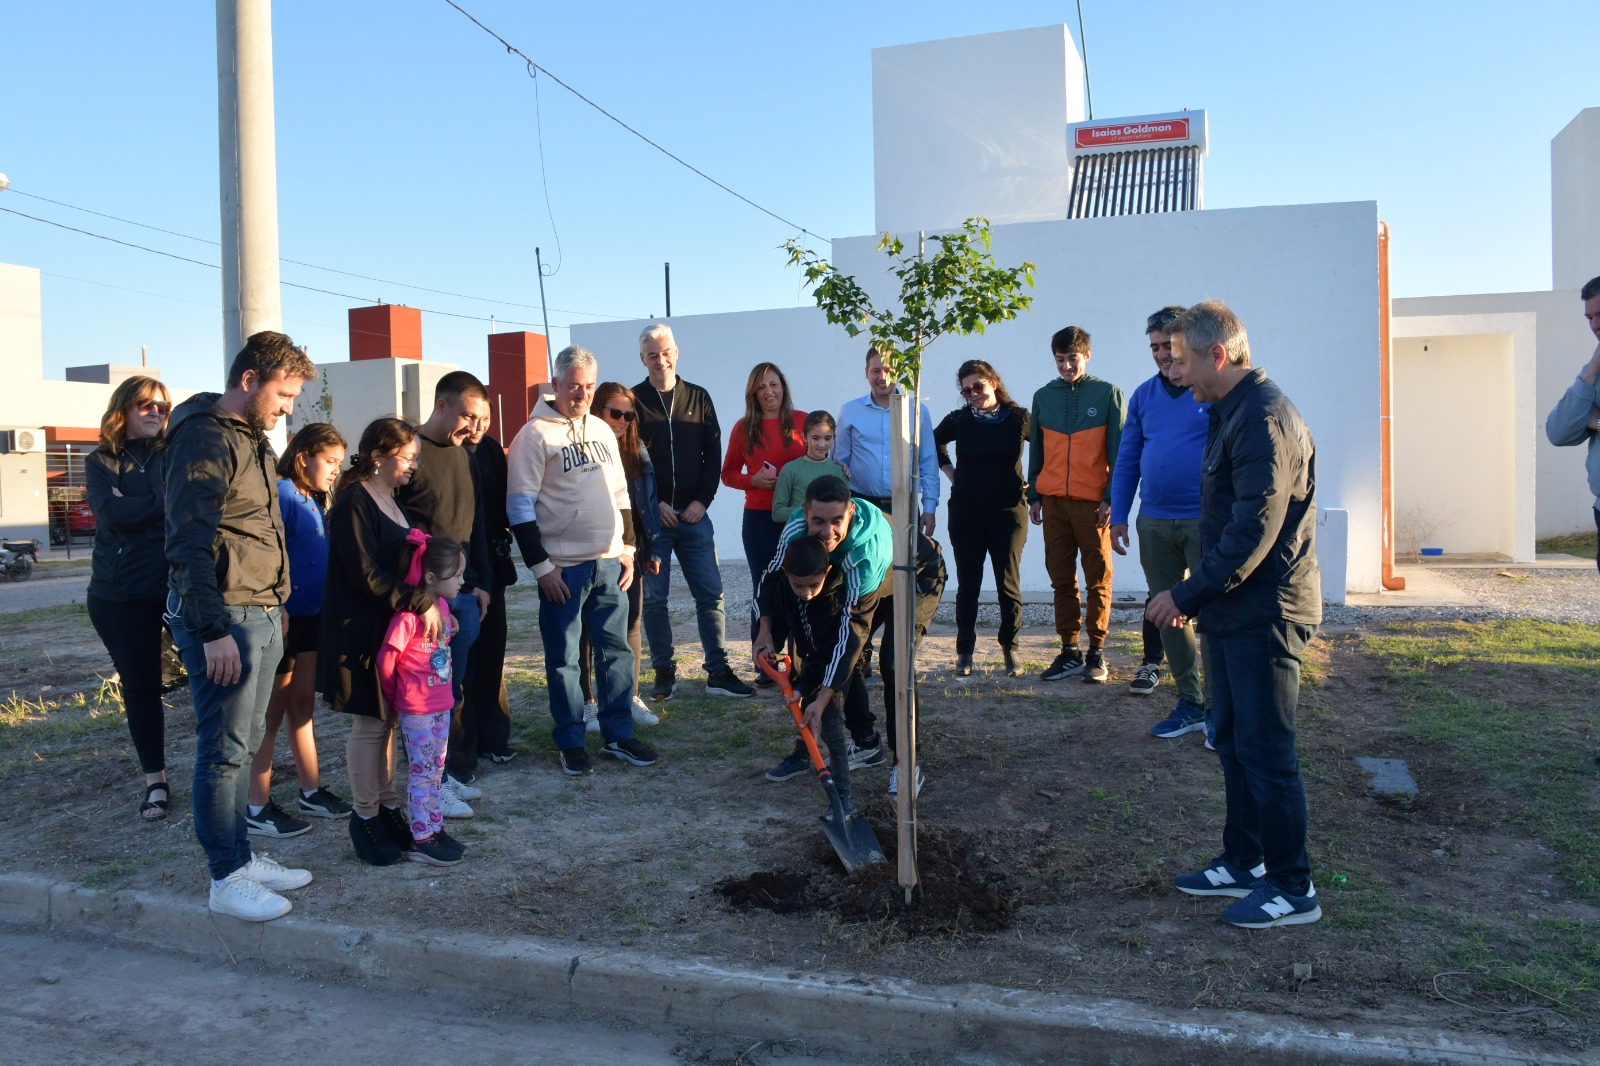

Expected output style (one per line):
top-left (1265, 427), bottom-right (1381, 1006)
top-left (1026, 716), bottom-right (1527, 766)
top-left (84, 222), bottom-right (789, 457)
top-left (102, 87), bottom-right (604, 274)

top-left (1261, 895), bottom-right (1294, 919)
top-left (1204, 867), bottom-right (1238, 887)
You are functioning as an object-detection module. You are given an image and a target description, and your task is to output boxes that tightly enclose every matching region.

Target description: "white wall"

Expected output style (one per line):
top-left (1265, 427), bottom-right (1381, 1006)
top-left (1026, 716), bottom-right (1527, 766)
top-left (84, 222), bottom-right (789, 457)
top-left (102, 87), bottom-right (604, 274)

top-left (1394, 290), bottom-right (1591, 539)
top-left (575, 200), bottom-right (1383, 598)
top-left (1552, 108), bottom-right (1600, 292)
top-left (872, 25), bottom-right (1084, 235)
top-left (301, 357), bottom-right (457, 453)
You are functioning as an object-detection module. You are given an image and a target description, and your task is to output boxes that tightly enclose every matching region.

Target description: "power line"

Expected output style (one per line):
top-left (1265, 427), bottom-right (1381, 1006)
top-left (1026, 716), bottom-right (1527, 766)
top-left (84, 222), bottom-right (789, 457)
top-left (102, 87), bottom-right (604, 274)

top-left (440, 0), bottom-right (827, 245)
top-left (3, 186), bottom-right (631, 319)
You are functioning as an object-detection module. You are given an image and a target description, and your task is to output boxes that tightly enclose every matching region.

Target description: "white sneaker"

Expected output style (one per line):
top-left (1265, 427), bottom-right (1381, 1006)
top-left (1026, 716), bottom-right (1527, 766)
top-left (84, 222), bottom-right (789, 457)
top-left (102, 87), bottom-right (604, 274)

top-left (630, 696), bottom-right (660, 727)
top-left (439, 778), bottom-right (475, 819)
top-left (444, 772), bottom-right (482, 801)
top-left (240, 852), bottom-right (312, 891)
top-left (583, 702), bottom-right (600, 734)
top-left (887, 765), bottom-right (925, 797)
top-left (209, 869), bottom-right (292, 922)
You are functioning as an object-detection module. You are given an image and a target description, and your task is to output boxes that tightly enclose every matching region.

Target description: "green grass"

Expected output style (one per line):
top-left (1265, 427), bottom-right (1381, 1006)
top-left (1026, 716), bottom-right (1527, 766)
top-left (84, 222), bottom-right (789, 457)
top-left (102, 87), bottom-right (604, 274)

top-left (1537, 530), bottom-right (1598, 558)
top-left (0, 602), bottom-right (90, 627)
top-left (0, 682), bottom-right (125, 759)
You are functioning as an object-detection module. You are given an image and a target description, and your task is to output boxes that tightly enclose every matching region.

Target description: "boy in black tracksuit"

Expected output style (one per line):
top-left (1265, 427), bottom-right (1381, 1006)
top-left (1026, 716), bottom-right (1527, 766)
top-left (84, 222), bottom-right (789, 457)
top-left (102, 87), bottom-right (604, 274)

top-left (757, 537), bottom-right (874, 816)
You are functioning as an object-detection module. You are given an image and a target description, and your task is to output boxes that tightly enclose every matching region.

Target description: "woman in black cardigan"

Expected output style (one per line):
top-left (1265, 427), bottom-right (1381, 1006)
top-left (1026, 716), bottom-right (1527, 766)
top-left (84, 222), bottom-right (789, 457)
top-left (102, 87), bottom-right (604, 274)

top-left (934, 359), bottom-right (1031, 678)
top-left (85, 375), bottom-right (174, 820)
top-left (316, 417), bottom-right (438, 866)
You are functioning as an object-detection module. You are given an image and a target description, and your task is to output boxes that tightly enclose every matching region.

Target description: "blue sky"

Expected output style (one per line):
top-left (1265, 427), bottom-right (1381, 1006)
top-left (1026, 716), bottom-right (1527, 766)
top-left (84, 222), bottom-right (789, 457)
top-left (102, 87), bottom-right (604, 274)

top-left (1, 1), bottom-right (1595, 388)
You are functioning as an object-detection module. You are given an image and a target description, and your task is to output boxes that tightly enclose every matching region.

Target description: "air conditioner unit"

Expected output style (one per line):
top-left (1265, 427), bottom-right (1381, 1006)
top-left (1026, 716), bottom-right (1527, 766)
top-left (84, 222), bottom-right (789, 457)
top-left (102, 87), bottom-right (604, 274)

top-left (0, 428), bottom-right (46, 454)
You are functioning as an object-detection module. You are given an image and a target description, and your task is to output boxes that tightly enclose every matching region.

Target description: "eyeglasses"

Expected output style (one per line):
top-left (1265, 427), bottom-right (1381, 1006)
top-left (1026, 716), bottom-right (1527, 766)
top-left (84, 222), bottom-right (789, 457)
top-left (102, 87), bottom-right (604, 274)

top-left (958, 382), bottom-right (991, 397)
top-left (602, 407), bottom-right (636, 422)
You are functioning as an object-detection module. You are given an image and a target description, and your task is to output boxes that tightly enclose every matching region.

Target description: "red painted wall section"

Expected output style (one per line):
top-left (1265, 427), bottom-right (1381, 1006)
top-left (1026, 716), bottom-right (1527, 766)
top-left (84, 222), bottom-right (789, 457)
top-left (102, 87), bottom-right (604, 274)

top-left (349, 305), bottom-right (423, 361)
top-left (486, 332), bottom-right (550, 443)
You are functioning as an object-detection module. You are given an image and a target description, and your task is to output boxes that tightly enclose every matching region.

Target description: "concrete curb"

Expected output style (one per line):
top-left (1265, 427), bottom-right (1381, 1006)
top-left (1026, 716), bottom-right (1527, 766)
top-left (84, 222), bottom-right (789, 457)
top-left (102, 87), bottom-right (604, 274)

top-left (0, 873), bottom-right (1582, 1065)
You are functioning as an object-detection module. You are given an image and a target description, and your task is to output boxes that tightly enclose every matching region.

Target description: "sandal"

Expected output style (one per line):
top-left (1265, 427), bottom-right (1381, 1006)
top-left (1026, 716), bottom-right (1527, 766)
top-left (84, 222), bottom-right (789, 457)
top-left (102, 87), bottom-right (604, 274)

top-left (140, 782), bottom-right (170, 821)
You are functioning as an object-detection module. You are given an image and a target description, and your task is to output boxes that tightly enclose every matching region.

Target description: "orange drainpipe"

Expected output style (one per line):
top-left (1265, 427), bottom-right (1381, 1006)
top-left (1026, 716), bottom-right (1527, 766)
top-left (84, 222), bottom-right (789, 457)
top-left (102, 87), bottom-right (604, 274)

top-left (1378, 221), bottom-right (1405, 590)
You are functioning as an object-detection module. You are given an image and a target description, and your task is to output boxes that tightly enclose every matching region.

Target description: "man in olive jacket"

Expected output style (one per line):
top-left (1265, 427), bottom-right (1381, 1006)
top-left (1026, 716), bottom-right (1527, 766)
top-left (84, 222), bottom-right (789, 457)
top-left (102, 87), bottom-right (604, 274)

top-left (1147, 301), bottom-right (1323, 930)
top-left (165, 331), bottom-right (318, 923)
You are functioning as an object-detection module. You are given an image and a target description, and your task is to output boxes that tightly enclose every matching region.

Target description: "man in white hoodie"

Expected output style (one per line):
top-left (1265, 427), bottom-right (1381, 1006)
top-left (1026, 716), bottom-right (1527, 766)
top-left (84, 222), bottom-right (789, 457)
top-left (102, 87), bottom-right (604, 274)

top-left (507, 346), bottom-right (658, 776)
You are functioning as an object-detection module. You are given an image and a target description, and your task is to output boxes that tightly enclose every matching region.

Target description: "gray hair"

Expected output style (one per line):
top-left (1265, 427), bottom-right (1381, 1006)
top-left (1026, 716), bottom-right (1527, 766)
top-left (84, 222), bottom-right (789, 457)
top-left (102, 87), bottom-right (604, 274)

top-left (639, 322), bottom-right (675, 351)
top-left (554, 344), bottom-right (598, 380)
top-left (1168, 300), bottom-right (1251, 368)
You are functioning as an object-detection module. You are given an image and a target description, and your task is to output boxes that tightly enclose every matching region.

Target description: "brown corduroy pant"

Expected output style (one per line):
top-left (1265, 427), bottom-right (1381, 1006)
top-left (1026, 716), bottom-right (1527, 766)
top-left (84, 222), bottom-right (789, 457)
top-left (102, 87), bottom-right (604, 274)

top-left (347, 712), bottom-right (402, 818)
top-left (1041, 496), bottom-right (1113, 647)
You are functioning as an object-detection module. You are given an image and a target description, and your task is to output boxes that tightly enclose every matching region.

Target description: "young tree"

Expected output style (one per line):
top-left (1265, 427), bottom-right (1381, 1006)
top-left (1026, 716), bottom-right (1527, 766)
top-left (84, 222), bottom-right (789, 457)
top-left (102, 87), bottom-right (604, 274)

top-left (784, 218), bottom-right (1034, 902)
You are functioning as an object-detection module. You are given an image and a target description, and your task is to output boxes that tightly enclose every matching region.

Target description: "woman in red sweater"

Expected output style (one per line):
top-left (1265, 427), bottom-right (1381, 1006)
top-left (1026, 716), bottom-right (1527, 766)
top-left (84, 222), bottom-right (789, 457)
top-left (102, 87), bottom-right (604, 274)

top-left (722, 362), bottom-right (807, 653)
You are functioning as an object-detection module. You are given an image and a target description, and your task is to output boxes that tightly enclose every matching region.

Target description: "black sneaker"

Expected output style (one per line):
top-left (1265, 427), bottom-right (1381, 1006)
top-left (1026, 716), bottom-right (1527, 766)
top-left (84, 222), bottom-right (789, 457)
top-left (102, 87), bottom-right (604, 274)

top-left (349, 813), bottom-right (403, 866)
top-left (765, 748), bottom-right (811, 782)
top-left (848, 734), bottom-right (885, 769)
top-left (1082, 648), bottom-right (1108, 683)
top-left (706, 670), bottom-right (754, 697)
top-left (559, 747), bottom-right (593, 776)
top-left (297, 787), bottom-right (352, 818)
top-left (651, 665), bottom-right (677, 701)
top-left (377, 804), bottom-right (414, 852)
top-left (408, 835), bottom-right (463, 867)
top-left (434, 828), bottom-right (467, 860)
top-left (1041, 647), bottom-right (1085, 681)
top-left (484, 744), bottom-right (518, 765)
top-left (602, 738), bottom-right (659, 766)
top-left (246, 800), bottom-right (312, 838)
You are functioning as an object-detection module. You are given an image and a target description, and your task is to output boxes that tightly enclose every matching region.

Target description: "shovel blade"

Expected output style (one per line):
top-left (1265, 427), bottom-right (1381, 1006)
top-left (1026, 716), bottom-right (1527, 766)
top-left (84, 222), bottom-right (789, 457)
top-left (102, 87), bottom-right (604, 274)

top-left (822, 811), bottom-right (887, 873)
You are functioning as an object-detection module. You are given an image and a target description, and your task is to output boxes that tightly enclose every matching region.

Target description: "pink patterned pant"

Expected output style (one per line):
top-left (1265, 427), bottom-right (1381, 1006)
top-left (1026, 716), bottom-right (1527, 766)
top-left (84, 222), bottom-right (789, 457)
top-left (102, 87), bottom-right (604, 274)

top-left (399, 710), bottom-right (450, 842)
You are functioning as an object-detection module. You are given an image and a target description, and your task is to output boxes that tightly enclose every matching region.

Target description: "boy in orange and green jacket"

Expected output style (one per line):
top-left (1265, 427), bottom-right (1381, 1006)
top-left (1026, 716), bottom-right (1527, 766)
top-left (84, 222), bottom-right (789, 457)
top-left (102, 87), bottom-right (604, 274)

top-left (1027, 326), bottom-right (1125, 683)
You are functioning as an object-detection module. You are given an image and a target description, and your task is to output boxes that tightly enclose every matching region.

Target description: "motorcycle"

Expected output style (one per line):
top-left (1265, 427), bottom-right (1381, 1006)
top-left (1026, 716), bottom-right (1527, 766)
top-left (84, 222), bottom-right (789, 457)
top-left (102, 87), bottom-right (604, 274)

top-left (1, 538), bottom-right (41, 581)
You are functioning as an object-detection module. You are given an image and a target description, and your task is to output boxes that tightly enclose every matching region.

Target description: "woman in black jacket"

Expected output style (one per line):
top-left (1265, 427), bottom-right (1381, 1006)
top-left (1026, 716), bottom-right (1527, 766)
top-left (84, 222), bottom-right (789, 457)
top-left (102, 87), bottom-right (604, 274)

top-left (935, 359), bottom-right (1031, 678)
top-left (85, 375), bottom-right (174, 820)
top-left (316, 417), bottom-right (439, 866)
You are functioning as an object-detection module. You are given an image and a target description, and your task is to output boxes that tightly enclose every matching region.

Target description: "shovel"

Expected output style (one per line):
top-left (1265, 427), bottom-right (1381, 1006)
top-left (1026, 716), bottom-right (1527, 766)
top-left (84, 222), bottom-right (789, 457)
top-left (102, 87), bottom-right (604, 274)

top-left (757, 652), bottom-right (886, 872)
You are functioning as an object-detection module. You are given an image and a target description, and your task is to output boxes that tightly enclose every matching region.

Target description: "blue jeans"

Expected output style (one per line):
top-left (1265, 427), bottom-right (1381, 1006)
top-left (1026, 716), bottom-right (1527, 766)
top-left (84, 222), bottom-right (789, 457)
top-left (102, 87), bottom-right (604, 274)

top-left (642, 515), bottom-right (729, 674)
top-left (1207, 619), bottom-right (1317, 896)
top-left (741, 508), bottom-right (783, 640)
top-left (166, 595), bottom-right (282, 882)
top-left (443, 589), bottom-right (483, 777)
top-left (540, 558), bottom-right (635, 750)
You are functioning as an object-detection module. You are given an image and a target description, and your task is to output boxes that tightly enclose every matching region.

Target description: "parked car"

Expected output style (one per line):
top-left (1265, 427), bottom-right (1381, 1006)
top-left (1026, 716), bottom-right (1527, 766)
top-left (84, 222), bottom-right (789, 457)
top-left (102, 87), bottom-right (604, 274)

top-left (49, 500), bottom-right (96, 545)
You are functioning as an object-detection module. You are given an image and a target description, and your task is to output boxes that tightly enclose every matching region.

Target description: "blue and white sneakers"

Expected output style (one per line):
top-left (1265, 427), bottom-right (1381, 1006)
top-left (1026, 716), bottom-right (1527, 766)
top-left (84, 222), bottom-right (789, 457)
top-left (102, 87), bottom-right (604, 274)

top-left (1221, 880), bottom-right (1322, 928)
top-left (1150, 698), bottom-right (1207, 739)
top-left (1174, 857), bottom-right (1268, 898)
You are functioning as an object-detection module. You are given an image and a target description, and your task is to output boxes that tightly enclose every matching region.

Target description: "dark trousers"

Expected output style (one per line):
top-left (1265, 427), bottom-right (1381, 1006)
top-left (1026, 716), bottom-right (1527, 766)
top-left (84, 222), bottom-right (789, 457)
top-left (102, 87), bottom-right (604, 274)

top-left (1208, 619), bottom-right (1317, 896)
top-left (458, 579), bottom-right (512, 769)
top-left (88, 594), bottom-right (168, 775)
top-left (742, 508), bottom-right (783, 640)
top-left (948, 503), bottom-right (1027, 655)
top-left (442, 590), bottom-right (483, 778)
top-left (1142, 614), bottom-right (1165, 665)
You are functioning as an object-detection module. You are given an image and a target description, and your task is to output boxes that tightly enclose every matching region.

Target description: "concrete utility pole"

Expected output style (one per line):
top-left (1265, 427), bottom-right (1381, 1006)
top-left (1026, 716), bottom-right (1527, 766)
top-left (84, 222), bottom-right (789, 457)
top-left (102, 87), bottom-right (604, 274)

top-left (215, 0), bottom-right (283, 380)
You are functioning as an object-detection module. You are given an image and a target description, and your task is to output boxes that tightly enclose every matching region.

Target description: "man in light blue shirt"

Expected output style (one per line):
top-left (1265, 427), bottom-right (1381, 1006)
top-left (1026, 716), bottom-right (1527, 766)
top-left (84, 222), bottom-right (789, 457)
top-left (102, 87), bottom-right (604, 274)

top-left (835, 348), bottom-right (941, 537)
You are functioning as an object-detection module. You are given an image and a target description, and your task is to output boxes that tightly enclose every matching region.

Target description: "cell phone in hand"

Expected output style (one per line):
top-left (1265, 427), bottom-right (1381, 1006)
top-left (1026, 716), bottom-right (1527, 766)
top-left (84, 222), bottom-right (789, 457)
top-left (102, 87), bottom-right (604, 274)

top-left (759, 461), bottom-right (777, 475)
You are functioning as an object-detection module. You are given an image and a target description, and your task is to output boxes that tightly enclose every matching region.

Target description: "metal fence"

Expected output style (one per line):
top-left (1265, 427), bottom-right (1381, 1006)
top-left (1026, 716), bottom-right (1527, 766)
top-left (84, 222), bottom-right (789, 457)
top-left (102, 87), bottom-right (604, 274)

top-left (45, 444), bottom-right (92, 557)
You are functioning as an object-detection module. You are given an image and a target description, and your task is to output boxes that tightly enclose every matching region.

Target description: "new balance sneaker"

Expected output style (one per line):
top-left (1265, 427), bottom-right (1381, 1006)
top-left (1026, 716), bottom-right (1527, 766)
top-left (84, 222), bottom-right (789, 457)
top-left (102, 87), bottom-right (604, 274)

top-left (1151, 698), bottom-right (1208, 739)
top-left (408, 835), bottom-right (463, 867)
top-left (439, 778), bottom-right (475, 818)
top-left (246, 800), bottom-right (312, 838)
top-left (887, 764), bottom-right (924, 797)
top-left (765, 749), bottom-right (811, 782)
top-left (651, 666), bottom-right (677, 701)
top-left (297, 787), bottom-right (352, 818)
top-left (955, 653), bottom-right (973, 677)
top-left (1221, 881), bottom-right (1323, 929)
top-left (848, 734), bottom-right (885, 770)
top-left (706, 670), bottom-right (755, 697)
top-left (484, 744), bottom-right (518, 764)
top-left (602, 738), bottom-right (659, 766)
top-left (1081, 648), bottom-right (1109, 683)
top-left (1204, 716), bottom-right (1217, 751)
top-left (631, 696), bottom-right (660, 726)
top-left (209, 870), bottom-right (292, 922)
top-left (350, 812), bottom-right (404, 866)
top-left (1174, 856), bottom-right (1268, 898)
top-left (1041, 647), bottom-right (1085, 681)
top-left (559, 747), bottom-right (593, 776)
top-left (1129, 661), bottom-right (1162, 696)
top-left (444, 772), bottom-right (482, 801)
top-left (240, 852), bottom-right (313, 892)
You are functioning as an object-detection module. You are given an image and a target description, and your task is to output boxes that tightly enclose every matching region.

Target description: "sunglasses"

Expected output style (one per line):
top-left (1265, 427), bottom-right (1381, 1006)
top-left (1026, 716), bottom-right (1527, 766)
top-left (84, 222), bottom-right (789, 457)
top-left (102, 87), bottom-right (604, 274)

top-left (134, 401), bottom-right (171, 413)
top-left (958, 382), bottom-right (991, 397)
top-left (602, 406), bottom-right (636, 422)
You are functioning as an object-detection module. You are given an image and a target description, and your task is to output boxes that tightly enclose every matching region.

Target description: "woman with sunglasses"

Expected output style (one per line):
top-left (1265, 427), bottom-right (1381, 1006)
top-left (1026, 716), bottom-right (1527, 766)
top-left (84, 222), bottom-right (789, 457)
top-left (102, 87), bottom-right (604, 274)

top-left (720, 363), bottom-right (807, 663)
top-left (577, 383), bottom-right (665, 725)
top-left (85, 375), bottom-right (176, 820)
top-left (935, 359), bottom-right (1031, 677)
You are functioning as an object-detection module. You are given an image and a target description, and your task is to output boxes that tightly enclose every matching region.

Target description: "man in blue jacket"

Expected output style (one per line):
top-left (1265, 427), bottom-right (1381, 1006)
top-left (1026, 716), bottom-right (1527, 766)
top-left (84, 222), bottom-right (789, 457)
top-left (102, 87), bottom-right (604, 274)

top-left (1148, 301), bottom-right (1322, 930)
top-left (1110, 306), bottom-right (1212, 740)
top-left (1544, 275), bottom-right (1600, 572)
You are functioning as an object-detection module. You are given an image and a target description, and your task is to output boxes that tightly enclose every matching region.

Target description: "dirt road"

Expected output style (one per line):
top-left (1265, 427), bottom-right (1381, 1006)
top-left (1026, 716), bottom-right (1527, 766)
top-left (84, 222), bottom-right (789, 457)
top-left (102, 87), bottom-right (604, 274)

top-left (0, 571), bottom-right (89, 614)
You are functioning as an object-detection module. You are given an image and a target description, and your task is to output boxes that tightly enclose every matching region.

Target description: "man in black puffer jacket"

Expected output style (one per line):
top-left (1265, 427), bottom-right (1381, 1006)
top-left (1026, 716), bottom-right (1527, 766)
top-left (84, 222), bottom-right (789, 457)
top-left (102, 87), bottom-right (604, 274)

top-left (165, 331), bottom-right (318, 924)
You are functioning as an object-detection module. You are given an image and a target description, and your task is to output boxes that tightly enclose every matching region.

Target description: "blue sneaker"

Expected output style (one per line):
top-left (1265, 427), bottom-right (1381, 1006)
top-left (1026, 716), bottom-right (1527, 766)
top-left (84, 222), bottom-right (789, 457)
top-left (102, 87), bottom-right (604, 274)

top-left (1204, 715), bottom-right (1216, 751)
top-left (1174, 856), bottom-right (1268, 897)
top-left (765, 749), bottom-right (811, 782)
top-left (1151, 698), bottom-right (1207, 739)
top-left (1221, 880), bottom-right (1323, 928)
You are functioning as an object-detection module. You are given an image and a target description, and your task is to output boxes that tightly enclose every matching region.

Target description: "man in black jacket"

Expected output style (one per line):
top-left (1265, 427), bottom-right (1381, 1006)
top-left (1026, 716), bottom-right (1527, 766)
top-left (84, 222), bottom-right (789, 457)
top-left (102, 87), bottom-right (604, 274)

top-left (1148, 300), bottom-right (1323, 930)
top-left (634, 324), bottom-right (754, 700)
top-left (465, 413), bottom-right (517, 766)
top-left (165, 331), bottom-right (317, 923)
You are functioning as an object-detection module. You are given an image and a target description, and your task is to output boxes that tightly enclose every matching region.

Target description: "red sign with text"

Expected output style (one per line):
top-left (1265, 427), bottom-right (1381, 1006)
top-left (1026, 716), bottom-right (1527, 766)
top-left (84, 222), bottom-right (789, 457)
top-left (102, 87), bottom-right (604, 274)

top-left (1074, 118), bottom-right (1191, 150)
